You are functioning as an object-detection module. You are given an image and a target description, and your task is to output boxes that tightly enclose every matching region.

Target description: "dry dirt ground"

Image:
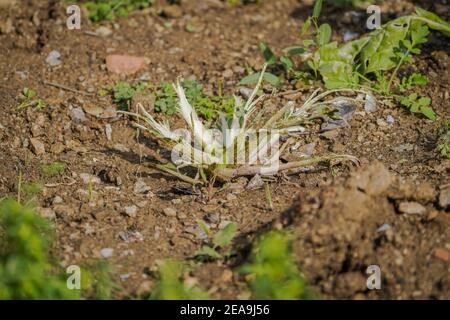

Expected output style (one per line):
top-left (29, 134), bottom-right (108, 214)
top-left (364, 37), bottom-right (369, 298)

top-left (0, 0), bottom-right (449, 299)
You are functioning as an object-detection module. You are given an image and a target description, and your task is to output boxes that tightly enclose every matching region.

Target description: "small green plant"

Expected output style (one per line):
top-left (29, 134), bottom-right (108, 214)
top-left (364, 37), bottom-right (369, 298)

top-left (0, 199), bottom-right (79, 299)
top-left (195, 222), bottom-right (237, 260)
top-left (437, 120), bottom-right (450, 158)
top-left (400, 73), bottom-right (428, 91)
top-left (112, 81), bottom-right (147, 110)
top-left (40, 161), bottom-right (67, 178)
top-left (80, 0), bottom-right (154, 22)
top-left (151, 259), bottom-right (209, 300)
top-left (154, 80), bottom-right (235, 120)
top-left (81, 260), bottom-right (117, 299)
top-left (239, 231), bottom-right (313, 300)
top-left (400, 93), bottom-right (435, 120)
top-left (17, 87), bottom-right (46, 111)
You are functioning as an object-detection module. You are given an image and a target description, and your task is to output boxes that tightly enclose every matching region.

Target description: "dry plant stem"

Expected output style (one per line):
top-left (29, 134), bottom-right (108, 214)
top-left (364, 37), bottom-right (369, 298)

top-left (145, 162), bottom-right (199, 185)
top-left (216, 154), bottom-right (358, 181)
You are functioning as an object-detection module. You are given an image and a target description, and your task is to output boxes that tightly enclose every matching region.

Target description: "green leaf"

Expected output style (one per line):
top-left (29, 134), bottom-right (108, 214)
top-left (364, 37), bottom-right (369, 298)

top-left (317, 23), bottom-right (332, 46)
top-left (282, 46), bottom-right (306, 56)
top-left (415, 7), bottom-right (450, 37)
top-left (195, 246), bottom-right (221, 259)
top-left (280, 56), bottom-right (294, 71)
top-left (301, 17), bottom-right (312, 35)
top-left (312, 0), bottom-right (323, 19)
top-left (259, 42), bottom-right (277, 65)
top-left (213, 222), bottom-right (237, 248)
top-left (420, 106), bottom-right (436, 120)
top-left (240, 72), bottom-right (281, 87)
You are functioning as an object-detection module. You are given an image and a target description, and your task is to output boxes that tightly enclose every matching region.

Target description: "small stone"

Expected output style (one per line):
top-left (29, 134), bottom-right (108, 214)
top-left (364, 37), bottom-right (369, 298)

top-left (386, 115), bottom-right (395, 124)
top-left (239, 87), bottom-right (253, 99)
top-left (426, 210), bottom-right (439, 221)
top-left (82, 103), bottom-right (104, 117)
top-left (162, 5), bottom-right (183, 18)
top-left (434, 248), bottom-right (449, 262)
top-left (376, 223), bottom-right (391, 233)
top-left (52, 195), bottom-right (63, 205)
top-left (113, 144), bottom-right (130, 153)
top-left (79, 173), bottom-right (101, 184)
top-left (124, 205), bottom-right (138, 217)
top-left (106, 54), bottom-right (146, 75)
top-left (246, 174), bottom-right (264, 190)
top-left (100, 248), bottom-right (114, 258)
top-left (46, 50), bottom-right (62, 66)
top-left (163, 207), bottom-right (177, 217)
top-left (171, 198), bottom-right (182, 205)
top-left (177, 211), bottom-right (187, 219)
top-left (398, 202), bottom-right (426, 215)
top-left (438, 187), bottom-right (450, 208)
top-left (364, 93), bottom-right (378, 113)
top-left (393, 144), bottom-right (414, 153)
top-left (223, 69), bottom-right (233, 78)
top-left (30, 138), bottom-right (45, 155)
top-left (95, 26), bottom-right (113, 37)
top-left (133, 179), bottom-right (151, 194)
top-left (376, 118), bottom-right (388, 127)
top-left (105, 124), bottom-right (112, 141)
top-left (71, 107), bottom-right (87, 123)
top-left (184, 225), bottom-right (208, 240)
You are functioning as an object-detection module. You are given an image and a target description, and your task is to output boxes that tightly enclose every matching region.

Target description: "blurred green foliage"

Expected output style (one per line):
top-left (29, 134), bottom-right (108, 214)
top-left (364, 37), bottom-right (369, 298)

top-left (0, 199), bottom-right (79, 299)
top-left (151, 260), bottom-right (209, 300)
top-left (81, 0), bottom-right (155, 22)
top-left (240, 231), bottom-right (314, 300)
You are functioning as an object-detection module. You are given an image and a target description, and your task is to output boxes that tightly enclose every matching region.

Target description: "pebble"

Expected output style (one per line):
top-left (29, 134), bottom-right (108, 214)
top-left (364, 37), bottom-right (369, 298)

top-left (246, 174), bottom-right (264, 190)
top-left (184, 225), bottom-right (208, 240)
top-left (171, 198), bottom-right (182, 205)
top-left (100, 248), bottom-right (114, 258)
top-left (162, 5), bottom-right (183, 18)
top-left (106, 54), bottom-right (146, 75)
top-left (376, 118), bottom-right (388, 127)
top-left (386, 115), bottom-right (395, 124)
top-left (133, 179), bottom-right (151, 194)
top-left (364, 93), bottom-right (378, 113)
top-left (71, 107), bottom-right (87, 123)
top-left (223, 69), bottom-right (233, 78)
top-left (398, 201), bottom-right (426, 215)
top-left (95, 26), bottom-right (113, 37)
top-left (82, 103), bottom-right (104, 117)
top-left (163, 207), bottom-right (177, 217)
top-left (124, 205), bottom-right (138, 217)
top-left (239, 87), bottom-right (253, 99)
top-left (46, 50), bottom-right (62, 66)
top-left (434, 248), bottom-right (449, 262)
top-left (79, 173), bottom-right (101, 184)
top-left (376, 223), bottom-right (392, 233)
top-left (105, 124), bottom-right (112, 141)
top-left (30, 138), bottom-right (45, 155)
top-left (438, 187), bottom-right (450, 208)
top-left (52, 195), bottom-right (63, 205)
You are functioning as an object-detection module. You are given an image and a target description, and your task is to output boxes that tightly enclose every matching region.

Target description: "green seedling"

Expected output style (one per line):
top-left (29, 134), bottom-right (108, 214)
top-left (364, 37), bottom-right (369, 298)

top-left (0, 199), bottom-right (79, 299)
top-left (150, 259), bottom-right (209, 300)
top-left (400, 73), bottom-right (428, 91)
top-left (112, 81), bottom-right (148, 110)
top-left (17, 87), bottom-right (46, 111)
top-left (40, 161), bottom-right (66, 178)
top-left (239, 231), bottom-right (314, 300)
top-left (195, 222), bottom-right (237, 261)
top-left (80, 0), bottom-right (154, 22)
top-left (400, 93), bottom-right (435, 121)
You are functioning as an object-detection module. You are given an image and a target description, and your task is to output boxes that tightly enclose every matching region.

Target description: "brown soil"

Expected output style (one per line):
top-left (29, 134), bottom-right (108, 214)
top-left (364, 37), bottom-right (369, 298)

top-left (0, 0), bottom-right (448, 299)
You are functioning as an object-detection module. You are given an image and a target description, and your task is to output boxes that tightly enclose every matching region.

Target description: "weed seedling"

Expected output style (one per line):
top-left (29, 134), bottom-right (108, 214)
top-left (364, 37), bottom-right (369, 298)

top-left (195, 222), bottom-right (237, 261)
top-left (437, 120), bottom-right (450, 158)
